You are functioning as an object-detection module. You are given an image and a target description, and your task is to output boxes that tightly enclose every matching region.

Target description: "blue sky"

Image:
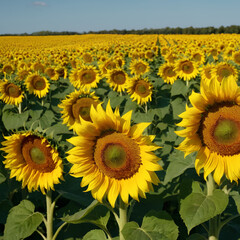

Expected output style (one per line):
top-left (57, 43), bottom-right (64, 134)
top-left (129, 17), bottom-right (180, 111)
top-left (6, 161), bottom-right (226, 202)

top-left (1, 0), bottom-right (240, 34)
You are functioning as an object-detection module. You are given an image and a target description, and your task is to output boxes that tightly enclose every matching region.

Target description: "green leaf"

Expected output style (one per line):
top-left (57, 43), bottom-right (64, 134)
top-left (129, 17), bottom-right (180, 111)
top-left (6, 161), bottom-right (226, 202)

top-left (163, 150), bottom-right (195, 184)
top-left (171, 79), bottom-right (189, 97)
top-left (187, 233), bottom-right (207, 240)
top-left (61, 200), bottom-right (110, 231)
top-left (2, 110), bottom-right (29, 131)
top-left (122, 211), bottom-right (179, 240)
top-left (230, 191), bottom-right (240, 214)
top-left (0, 172), bottom-right (6, 184)
top-left (39, 110), bottom-right (55, 129)
top-left (171, 97), bottom-right (186, 120)
top-left (180, 189), bottom-right (229, 233)
top-left (4, 200), bottom-right (44, 240)
top-left (107, 91), bottom-right (125, 108)
top-left (82, 229), bottom-right (108, 240)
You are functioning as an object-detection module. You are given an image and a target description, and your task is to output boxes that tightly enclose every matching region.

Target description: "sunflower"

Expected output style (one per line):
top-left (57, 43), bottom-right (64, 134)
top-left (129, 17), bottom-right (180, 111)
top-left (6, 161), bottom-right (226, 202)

top-left (200, 63), bottom-right (215, 82)
top-left (25, 73), bottom-right (50, 98)
top-left (211, 62), bottom-right (238, 82)
top-left (17, 68), bottom-right (31, 81)
top-left (175, 76), bottom-right (240, 184)
top-left (32, 62), bottom-right (45, 73)
top-left (129, 59), bottom-right (150, 76)
top-left (45, 67), bottom-right (59, 81)
top-left (69, 65), bottom-right (101, 91)
top-left (190, 50), bottom-right (205, 66)
top-left (106, 68), bottom-right (128, 92)
top-left (82, 52), bottom-right (93, 63)
top-left (66, 101), bottom-right (162, 207)
top-left (126, 77), bottom-right (153, 105)
top-left (0, 81), bottom-right (24, 106)
top-left (1, 132), bottom-right (63, 194)
top-left (158, 62), bottom-right (178, 84)
top-left (56, 66), bottom-right (68, 79)
top-left (2, 63), bottom-right (15, 76)
top-left (175, 59), bottom-right (199, 81)
top-left (232, 51), bottom-right (240, 65)
top-left (100, 59), bottom-right (118, 75)
top-left (58, 90), bottom-right (100, 131)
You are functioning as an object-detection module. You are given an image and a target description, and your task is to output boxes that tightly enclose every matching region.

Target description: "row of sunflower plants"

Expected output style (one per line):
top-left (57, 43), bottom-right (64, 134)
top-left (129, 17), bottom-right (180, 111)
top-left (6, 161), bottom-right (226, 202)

top-left (1, 34), bottom-right (240, 240)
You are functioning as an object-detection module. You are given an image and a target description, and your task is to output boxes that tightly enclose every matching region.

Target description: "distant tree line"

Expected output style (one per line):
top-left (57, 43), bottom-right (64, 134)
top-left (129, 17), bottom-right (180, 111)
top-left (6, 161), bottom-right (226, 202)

top-left (1, 25), bottom-right (240, 36)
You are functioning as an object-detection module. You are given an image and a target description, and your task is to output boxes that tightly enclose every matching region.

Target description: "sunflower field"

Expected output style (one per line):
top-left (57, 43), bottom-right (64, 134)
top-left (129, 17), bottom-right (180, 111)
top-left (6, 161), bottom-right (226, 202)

top-left (1, 34), bottom-right (240, 240)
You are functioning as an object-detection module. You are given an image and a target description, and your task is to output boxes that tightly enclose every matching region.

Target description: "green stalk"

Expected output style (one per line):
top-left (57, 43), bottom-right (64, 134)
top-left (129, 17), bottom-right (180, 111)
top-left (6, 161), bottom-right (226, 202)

top-left (119, 198), bottom-right (128, 240)
top-left (207, 174), bottom-right (219, 240)
top-left (18, 102), bottom-right (22, 114)
top-left (46, 190), bottom-right (53, 240)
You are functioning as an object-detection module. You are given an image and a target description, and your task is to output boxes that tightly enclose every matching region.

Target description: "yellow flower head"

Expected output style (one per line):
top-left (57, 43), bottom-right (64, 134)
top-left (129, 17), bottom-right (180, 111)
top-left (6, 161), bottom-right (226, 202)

top-left (175, 58), bottom-right (199, 81)
top-left (129, 59), bottom-right (150, 76)
top-left (58, 90), bottom-right (100, 131)
top-left (212, 62), bottom-right (238, 82)
top-left (158, 62), bottom-right (178, 84)
top-left (69, 65), bottom-right (101, 91)
top-left (0, 81), bottom-right (24, 106)
top-left (25, 73), bottom-right (50, 98)
top-left (1, 132), bottom-right (63, 194)
top-left (126, 77), bottom-right (153, 105)
top-left (106, 68), bottom-right (129, 92)
top-left (175, 76), bottom-right (240, 184)
top-left (67, 101), bottom-right (162, 207)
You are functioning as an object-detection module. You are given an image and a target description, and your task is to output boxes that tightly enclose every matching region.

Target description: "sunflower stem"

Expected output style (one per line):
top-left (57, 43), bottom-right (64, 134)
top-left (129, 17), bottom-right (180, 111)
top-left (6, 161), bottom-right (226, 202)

top-left (119, 198), bottom-right (128, 240)
top-left (207, 174), bottom-right (219, 240)
top-left (145, 103), bottom-right (148, 113)
top-left (18, 102), bottom-right (22, 114)
top-left (46, 190), bottom-right (53, 240)
top-left (52, 222), bottom-right (67, 240)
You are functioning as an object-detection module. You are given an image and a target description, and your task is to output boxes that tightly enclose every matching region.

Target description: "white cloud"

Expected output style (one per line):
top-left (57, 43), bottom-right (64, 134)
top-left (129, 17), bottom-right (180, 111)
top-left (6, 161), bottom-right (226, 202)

top-left (33, 1), bottom-right (47, 6)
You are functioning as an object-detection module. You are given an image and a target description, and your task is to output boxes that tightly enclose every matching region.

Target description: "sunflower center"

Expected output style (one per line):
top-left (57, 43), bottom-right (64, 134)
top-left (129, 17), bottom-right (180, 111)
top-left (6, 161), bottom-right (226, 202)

top-left (81, 70), bottom-right (96, 84)
top-left (112, 71), bottom-right (126, 84)
top-left (201, 104), bottom-right (240, 156)
top-left (32, 76), bottom-right (46, 90)
top-left (94, 132), bottom-right (141, 179)
top-left (193, 53), bottom-right (201, 62)
top-left (135, 80), bottom-right (150, 97)
top-left (164, 67), bottom-right (176, 77)
top-left (135, 63), bottom-right (146, 74)
top-left (214, 119), bottom-right (238, 144)
top-left (211, 49), bottom-right (218, 56)
top-left (72, 97), bottom-right (97, 122)
top-left (3, 65), bottom-right (13, 74)
top-left (21, 135), bottom-right (56, 172)
top-left (219, 68), bottom-right (231, 78)
top-left (6, 83), bottom-right (21, 98)
top-left (182, 62), bottom-right (194, 74)
top-left (205, 68), bottom-right (212, 79)
top-left (30, 147), bottom-right (46, 164)
top-left (103, 144), bottom-right (126, 168)
top-left (234, 53), bottom-right (240, 64)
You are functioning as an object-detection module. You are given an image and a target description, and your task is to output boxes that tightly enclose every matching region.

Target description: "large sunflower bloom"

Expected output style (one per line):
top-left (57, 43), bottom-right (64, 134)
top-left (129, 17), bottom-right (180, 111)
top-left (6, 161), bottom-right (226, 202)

top-left (175, 77), bottom-right (240, 184)
top-left (0, 81), bottom-right (24, 106)
top-left (58, 90), bottom-right (100, 131)
top-left (25, 73), bottom-right (50, 98)
top-left (67, 102), bottom-right (162, 207)
top-left (1, 132), bottom-right (63, 194)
